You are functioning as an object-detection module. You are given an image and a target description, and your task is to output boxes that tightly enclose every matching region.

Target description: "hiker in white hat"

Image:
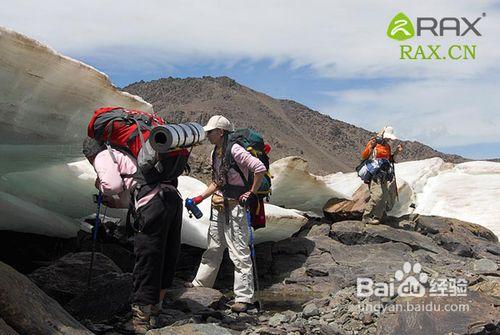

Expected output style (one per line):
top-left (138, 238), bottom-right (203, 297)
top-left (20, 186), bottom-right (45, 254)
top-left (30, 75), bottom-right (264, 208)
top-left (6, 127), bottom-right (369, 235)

top-left (361, 126), bottom-right (403, 225)
top-left (186, 115), bottom-right (267, 313)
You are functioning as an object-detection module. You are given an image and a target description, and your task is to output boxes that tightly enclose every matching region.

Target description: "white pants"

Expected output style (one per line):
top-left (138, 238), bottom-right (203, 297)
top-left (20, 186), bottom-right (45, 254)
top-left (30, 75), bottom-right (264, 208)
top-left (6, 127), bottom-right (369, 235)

top-left (192, 204), bottom-right (255, 303)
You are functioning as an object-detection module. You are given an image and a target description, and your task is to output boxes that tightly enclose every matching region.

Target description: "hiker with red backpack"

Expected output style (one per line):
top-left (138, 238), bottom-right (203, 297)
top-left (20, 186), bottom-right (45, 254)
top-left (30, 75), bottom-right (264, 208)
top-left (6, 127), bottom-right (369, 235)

top-left (360, 126), bottom-right (403, 225)
top-left (84, 107), bottom-right (201, 334)
top-left (186, 115), bottom-right (270, 313)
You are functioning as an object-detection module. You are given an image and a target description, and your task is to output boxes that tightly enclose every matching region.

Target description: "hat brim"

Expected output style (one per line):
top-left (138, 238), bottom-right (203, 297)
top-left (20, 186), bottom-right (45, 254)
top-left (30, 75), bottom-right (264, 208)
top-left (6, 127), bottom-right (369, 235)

top-left (203, 125), bottom-right (217, 132)
top-left (383, 134), bottom-right (397, 140)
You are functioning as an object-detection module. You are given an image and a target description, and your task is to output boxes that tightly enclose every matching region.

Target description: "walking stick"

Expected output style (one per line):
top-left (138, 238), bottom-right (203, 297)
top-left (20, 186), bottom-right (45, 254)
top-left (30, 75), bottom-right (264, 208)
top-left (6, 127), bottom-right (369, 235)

top-left (87, 191), bottom-right (103, 288)
top-left (391, 161), bottom-right (399, 202)
top-left (245, 206), bottom-right (262, 310)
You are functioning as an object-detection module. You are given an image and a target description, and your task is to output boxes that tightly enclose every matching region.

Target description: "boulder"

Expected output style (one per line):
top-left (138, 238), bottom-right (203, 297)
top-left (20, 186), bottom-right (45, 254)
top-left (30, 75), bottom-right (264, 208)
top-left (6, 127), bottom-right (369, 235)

top-left (0, 261), bottom-right (92, 335)
top-left (323, 184), bottom-right (368, 221)
top-left (66, 272), bottom-right (133, 322)
top-left (416, 216), bottom-right (500, 260)
top-left (330, 220), bottom-right (444, 254)
top-left (376, 291), bottom-right (500, 335)
top-left (29, 252), bottom-right (122, 304)
top-left (165, 287), bottom-right (225, 314)
top-left (29, 252), bottom-right (132, 322)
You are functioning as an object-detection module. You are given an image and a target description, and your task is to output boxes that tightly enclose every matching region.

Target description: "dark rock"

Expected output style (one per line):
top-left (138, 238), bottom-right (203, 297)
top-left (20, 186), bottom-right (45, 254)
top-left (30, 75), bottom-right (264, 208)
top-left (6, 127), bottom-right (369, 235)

top-left (416, 216), bottom-right (498, 242)
top-left (0, 261), bottom-right (92, 335)
top-left (29, 252), bottom-right (122, 304)
top-left (165, 287), bottom-right (225, 313)
top-left (272, 237), bottom-right (315, 256)
top-left (433, 232), bottom-right (475, 257)
top-left (330, 221), bottom-right (444, 254)
top-left (0, 318), bottom-right (19, 335)
top-left (305, 253), bottom-right (334, 277)
top-left (376, 291), bottom-right (500, 335)
top-left (306, 223), bottom-right (332, 237)
top-left (66, 272), bottom-right (133, 322)
top-left (0, 231), bottom-right (78, 274)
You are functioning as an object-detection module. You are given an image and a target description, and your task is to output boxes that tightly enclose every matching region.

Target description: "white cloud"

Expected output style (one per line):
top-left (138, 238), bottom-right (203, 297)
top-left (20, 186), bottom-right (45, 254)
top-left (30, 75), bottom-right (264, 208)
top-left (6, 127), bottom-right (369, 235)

top-left (321, 78), bottom-right (499, 148)
top-left (1, 0), bottom-right (499, 79)
top-left (1, 0), bottom-right (499, 148)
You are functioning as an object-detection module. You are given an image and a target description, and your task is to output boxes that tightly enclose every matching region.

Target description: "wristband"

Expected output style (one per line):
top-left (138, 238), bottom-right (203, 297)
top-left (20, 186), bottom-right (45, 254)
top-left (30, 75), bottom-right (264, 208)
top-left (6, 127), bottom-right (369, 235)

top-left (193, 195), bottom-right (204, 204)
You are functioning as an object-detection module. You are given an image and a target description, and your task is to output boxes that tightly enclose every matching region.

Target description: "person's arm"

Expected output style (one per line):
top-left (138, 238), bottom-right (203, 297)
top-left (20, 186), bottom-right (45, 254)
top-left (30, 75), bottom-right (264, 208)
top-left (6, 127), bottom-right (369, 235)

top-left (230, 144), bottom-right (267, 203)
top-left (249, 171), bottom-right (265, 194)
top-left (192, 181), bottom-right (219, 204)
top-left (93, 151), bottom-right (125, 195)
top-left (361, 139), bottom-right (376, 160)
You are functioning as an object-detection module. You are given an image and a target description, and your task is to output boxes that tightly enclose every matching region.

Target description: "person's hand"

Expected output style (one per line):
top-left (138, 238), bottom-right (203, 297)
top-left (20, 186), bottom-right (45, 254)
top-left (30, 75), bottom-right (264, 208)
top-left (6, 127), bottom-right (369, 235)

top-left (192, 195), bottom-right (204, 205)
top-left (239, 191), bottom-right (257, 207)
top-left (94, 177), bottom-right (101, 190)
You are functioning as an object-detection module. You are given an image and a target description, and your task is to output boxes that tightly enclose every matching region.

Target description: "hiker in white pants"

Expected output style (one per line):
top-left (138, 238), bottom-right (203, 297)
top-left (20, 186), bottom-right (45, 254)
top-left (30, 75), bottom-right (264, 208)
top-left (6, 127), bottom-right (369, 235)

top-left (193, 203), bottom-right (254, 303)
top-left (187, 115), bottom-right (266, 313)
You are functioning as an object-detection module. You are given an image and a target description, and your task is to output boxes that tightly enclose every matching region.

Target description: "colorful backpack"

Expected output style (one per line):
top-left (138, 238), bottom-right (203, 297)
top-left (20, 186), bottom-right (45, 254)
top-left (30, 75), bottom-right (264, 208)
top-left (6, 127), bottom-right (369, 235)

top-left (87, 107), bottom-right (190, 198)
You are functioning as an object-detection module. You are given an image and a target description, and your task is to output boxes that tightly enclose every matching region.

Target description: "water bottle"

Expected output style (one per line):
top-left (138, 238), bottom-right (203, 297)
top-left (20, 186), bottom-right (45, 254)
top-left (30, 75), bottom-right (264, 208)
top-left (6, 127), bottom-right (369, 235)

top-left (185, 198), bottom-right (203, 219)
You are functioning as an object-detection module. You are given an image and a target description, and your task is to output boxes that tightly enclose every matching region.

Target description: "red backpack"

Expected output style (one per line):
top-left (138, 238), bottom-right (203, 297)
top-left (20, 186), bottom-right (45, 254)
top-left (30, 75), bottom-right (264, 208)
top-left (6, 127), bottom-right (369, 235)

top-left (88, 106), bottom-right (165, 157)
top-left (87, 107), bottom-right (190, 197)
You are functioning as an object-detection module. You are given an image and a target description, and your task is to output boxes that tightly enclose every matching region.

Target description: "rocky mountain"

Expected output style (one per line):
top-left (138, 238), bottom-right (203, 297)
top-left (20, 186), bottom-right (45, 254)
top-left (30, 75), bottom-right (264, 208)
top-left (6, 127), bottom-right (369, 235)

top-left (123, 76), bottom-right (465, 175)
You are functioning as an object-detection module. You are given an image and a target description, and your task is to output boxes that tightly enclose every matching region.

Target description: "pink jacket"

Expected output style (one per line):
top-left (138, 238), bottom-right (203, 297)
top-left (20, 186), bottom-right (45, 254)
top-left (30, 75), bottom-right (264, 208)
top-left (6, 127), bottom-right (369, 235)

top-left (93, 148), bottom-right (158, 209)
top-left (213, 143), bottom-right (267, 187)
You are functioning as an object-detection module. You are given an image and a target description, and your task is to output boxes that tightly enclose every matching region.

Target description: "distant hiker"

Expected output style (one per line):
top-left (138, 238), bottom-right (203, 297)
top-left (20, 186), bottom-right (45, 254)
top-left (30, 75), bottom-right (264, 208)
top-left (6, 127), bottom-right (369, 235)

top-left (187, 115), bottom-right (267, 313)
top-left (83, 137), bottom-right (182, 334)
top-left (360, 126), bottom-right (403, 225)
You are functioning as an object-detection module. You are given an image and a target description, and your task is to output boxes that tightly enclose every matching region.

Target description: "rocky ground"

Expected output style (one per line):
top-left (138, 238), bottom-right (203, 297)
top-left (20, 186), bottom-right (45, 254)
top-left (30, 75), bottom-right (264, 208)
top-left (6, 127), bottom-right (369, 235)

top-left (1, 214), bottom-right (499, 335)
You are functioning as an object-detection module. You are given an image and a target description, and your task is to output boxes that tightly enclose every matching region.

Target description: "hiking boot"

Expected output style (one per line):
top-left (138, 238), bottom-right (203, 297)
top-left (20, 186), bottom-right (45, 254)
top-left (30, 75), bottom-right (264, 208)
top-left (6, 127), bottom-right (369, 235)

top-left (231, 302), bottom-right (249, 313)
top-left (149, 303), bottom-right (162, 329)
top-left (131, 304), bottom-right (152, 334)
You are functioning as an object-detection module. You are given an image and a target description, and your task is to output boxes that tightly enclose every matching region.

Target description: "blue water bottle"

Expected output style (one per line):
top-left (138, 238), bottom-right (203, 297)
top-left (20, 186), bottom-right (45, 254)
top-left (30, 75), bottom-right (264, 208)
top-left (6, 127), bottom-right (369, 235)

top-left (185, 198), bottom-right (203, 219)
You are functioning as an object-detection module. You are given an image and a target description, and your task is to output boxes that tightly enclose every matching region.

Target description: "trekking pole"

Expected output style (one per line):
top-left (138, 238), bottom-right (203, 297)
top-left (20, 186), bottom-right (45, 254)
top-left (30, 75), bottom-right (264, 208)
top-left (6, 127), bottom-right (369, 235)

top-left (88, 191), bottom-right (103, 288)
top-left (392, 161), bottom-right (399, 202)
top-left (245, 206), bottom-right (262, 310)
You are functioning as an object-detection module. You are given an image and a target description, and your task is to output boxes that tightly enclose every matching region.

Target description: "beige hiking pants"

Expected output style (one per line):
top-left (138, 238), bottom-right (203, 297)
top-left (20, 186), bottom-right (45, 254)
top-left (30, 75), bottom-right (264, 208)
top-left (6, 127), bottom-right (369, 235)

top-left (192, 204), bottom-right (255, 303)
top-left (363, 177), bottom-right (397, 221)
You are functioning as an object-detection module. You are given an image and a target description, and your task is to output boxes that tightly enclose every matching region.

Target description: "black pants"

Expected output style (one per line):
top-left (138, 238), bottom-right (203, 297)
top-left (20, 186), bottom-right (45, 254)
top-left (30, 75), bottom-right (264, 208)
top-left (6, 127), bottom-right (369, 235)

top-left (132, 186), bottom-right (183, 306)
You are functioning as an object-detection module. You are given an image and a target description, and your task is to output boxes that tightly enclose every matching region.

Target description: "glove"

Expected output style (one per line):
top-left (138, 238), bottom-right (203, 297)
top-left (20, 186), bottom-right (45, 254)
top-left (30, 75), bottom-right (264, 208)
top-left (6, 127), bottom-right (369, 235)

top-left (192, 195), bottom-right (204, 205)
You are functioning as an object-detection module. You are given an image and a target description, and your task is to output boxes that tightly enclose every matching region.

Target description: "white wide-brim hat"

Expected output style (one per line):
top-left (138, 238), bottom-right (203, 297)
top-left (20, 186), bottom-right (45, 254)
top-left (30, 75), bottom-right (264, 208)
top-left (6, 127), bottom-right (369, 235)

top-left (382, 126), bottom-right (398, 140)
top-left (203, 115), bottom-right (232, 132)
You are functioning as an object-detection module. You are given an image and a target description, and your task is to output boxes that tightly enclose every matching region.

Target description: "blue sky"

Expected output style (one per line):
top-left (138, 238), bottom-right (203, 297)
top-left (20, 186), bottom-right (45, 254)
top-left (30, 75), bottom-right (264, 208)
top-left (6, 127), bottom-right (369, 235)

top-left (1, 0), bottom-right (499, 159)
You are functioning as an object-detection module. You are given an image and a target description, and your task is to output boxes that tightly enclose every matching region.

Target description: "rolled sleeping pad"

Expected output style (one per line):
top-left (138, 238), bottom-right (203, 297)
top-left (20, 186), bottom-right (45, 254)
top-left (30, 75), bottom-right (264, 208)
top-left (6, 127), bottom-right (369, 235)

top-left (150, 122), bottom-right (205, 152)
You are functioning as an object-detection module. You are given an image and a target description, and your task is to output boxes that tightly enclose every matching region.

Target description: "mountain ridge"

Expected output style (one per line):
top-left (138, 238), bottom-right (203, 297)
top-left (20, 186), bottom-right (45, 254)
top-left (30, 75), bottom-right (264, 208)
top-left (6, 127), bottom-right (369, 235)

top-left (123, 76), bottom-right (465, 175)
